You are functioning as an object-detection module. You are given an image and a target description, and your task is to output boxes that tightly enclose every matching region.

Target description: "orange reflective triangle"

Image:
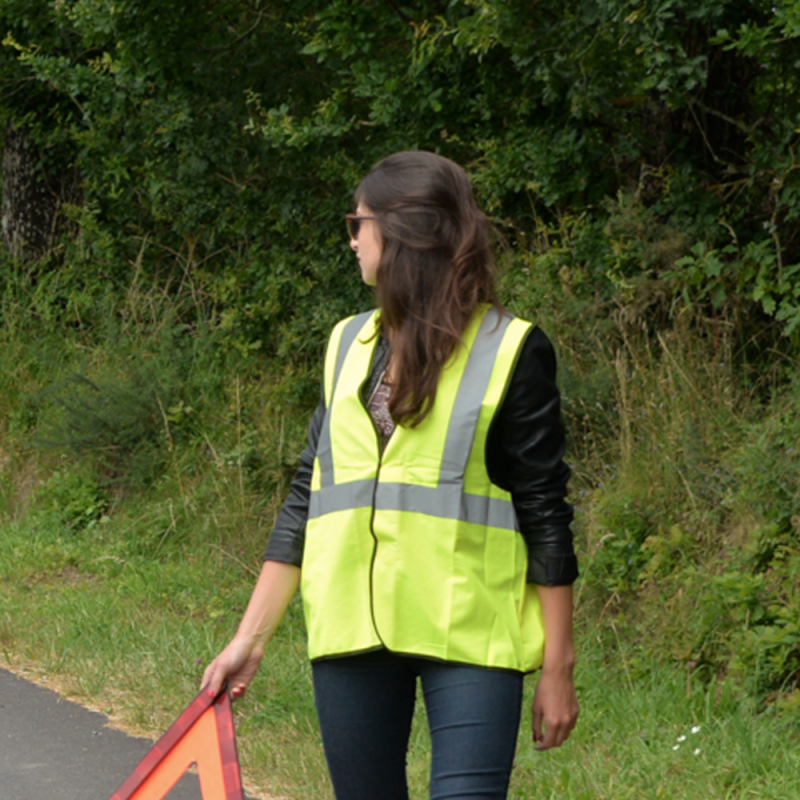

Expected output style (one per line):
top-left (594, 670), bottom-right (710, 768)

top-left (108, 687), bottom-right (244, 800)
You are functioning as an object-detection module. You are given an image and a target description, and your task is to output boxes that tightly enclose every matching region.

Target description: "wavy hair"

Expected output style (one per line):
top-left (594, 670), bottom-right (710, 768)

top-left (354, 151), bottom-right (499, 427)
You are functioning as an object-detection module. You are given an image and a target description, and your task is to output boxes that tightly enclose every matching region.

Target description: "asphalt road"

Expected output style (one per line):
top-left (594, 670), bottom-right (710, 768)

top-left (0, 667), bottom-right (217, 800)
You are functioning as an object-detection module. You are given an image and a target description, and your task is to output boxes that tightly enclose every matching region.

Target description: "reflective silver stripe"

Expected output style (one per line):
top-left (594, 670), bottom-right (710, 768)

top-left (309, 480), bottom-right (517, 531)
top-left (318, 311), bottom-right (376, 489)
top-left (376, 482), bottom-right (517, 530)
top-left (312, 306), bottom-right (519, 529)
top-left (439, 308), bottom-right (512, 482)
top-left (308, 479), bottom-right (376, 518)
top-left (333, 311), bottom-right (375, 396)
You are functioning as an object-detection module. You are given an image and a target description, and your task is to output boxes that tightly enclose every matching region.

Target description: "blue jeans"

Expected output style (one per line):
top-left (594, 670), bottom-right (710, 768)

top-left (312, 649), bottom-right (523, 800)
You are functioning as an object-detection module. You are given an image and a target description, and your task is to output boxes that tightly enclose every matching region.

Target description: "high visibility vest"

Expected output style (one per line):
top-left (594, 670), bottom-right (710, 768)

top-left (302, 304), bottom-right (545, 672)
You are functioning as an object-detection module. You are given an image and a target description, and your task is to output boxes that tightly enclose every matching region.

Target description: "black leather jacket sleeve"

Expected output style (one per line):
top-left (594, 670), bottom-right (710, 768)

top-left (263, 326), bottom-right (578, 586)
top-left (260, 390), bottom-right (323, 567)
top-left (485, 326), bottom-right (578, 585)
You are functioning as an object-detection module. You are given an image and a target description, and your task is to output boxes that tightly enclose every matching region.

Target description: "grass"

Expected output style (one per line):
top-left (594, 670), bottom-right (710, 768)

top-left (3, 502), bottom-right (800, 800)
top-left (0, 500), bottom-right (315, 799)
top-left (2, 271), bottom-right (799, 798)
top-left (510, 643), bottom-right (800, 800)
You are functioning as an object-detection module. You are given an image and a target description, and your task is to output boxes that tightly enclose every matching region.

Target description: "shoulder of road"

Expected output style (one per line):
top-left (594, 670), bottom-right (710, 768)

top-left (0, 667), bottom-right (260, 800)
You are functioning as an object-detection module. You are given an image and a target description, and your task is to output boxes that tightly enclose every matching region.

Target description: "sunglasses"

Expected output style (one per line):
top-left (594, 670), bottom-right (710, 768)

top-left (345, 213), bottom-right (375, 239)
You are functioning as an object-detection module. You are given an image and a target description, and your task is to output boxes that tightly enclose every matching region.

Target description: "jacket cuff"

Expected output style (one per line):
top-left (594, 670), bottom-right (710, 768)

top-left (263, 551), bottom-right (303, 568)
top-left (526, 553), bottom-right (579, 585)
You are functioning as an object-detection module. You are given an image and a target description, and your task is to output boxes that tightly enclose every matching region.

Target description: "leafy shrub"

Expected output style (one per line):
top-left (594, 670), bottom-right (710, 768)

top-left (33, 314), bottom-right (225, 489)
top-left (586, 493), bottom-right (655, 594)
top-left (730, 376), bottom-right (800, 534)
top-left (47, 368), bottom-right (172, 486)
top-left (35, 469), bottom-right (107, 532)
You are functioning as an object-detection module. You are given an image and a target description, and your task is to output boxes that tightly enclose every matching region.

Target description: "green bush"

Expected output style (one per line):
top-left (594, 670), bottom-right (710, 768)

top-left (35, 468), bottom-right (107, 532)
top-left (731, 377), bottom-right (800, 534)
top-left (586, 493), bottom-right (654, 595)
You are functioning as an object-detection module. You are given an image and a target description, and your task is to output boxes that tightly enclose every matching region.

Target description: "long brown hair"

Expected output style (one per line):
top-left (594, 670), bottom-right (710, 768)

top-left (354, 151), bottom-right (499, 427)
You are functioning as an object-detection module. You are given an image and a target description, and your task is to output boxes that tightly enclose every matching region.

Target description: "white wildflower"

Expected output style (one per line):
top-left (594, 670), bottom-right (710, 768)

top-left (691, 725), bottom-right (701, 734)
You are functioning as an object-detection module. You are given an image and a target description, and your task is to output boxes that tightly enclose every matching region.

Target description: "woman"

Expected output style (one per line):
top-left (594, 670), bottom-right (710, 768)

top-left (203, 151), bottom-right (579, 800)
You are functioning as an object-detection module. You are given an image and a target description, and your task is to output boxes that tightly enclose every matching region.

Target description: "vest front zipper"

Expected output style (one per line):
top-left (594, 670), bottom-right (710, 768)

top-left (364, 373), bottom-right (390, 649)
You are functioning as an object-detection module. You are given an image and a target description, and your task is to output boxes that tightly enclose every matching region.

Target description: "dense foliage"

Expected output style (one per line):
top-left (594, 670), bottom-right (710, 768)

top-left (3, 1), bottom-right (800, 343)
top-left (2, 0), bottom-right (800, 708)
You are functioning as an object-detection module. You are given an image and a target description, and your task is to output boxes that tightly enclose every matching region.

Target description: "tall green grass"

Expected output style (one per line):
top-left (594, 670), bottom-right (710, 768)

top-left (2, 262), bottom-right (799, 797)
top-left (3, 506), bottom-right (800, 799)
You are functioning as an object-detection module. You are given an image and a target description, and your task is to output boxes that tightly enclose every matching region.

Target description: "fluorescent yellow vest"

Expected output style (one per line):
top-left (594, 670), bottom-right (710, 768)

top-left (302, 305), bottom-right (545, 672)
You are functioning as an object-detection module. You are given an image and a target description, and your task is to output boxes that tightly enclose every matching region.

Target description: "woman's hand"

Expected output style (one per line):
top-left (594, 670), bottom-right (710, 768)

top-left (532, 583), bottom-right (579, 750)
top-left (531, 666), bottom-right (579, 750)
top-left (201, 561), bottom-right (302, 701)
top-left (202, 636), bottom-right (264, 700)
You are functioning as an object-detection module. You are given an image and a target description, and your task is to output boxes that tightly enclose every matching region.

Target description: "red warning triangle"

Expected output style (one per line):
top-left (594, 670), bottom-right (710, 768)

top-left (108, 686), bottom-right (244, 800)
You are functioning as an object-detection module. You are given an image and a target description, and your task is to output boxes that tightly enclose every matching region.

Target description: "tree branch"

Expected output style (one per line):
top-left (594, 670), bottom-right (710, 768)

top-left (383, 0), bottom-right (413, 25)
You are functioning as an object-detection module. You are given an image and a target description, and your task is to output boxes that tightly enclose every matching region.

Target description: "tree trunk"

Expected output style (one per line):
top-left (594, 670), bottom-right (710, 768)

top-left (1, 121), bottom-right (80, 263)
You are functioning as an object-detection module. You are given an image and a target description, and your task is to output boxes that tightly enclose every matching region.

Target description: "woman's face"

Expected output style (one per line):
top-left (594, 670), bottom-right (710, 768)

top-left (350, 202), bottom-right (381, 287)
